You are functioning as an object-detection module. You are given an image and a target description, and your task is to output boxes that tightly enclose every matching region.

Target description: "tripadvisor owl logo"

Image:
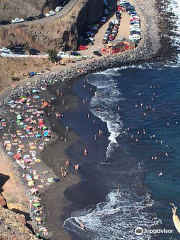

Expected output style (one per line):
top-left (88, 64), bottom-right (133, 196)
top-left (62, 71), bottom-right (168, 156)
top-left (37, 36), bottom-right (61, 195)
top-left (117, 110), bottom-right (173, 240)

top-left (135, 227), bottom-right (143, 236)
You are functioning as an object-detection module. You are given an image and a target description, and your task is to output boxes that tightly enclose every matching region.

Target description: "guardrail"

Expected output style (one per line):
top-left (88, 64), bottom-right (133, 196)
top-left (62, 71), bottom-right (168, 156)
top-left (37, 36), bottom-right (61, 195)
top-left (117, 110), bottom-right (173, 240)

top-left (0, 53), bottom-right (48, 58)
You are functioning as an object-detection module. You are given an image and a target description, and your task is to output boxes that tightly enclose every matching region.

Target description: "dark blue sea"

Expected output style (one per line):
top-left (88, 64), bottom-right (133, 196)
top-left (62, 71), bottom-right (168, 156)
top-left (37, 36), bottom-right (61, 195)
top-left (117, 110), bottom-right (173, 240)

top-left (61, 64), bottom-right (180, 240)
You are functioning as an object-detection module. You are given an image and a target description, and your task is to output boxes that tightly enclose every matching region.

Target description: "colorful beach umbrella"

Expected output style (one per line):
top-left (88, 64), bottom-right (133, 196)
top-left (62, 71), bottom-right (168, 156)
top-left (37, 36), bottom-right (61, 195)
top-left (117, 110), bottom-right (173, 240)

top-left (35, 134), bottom-right (41, 138)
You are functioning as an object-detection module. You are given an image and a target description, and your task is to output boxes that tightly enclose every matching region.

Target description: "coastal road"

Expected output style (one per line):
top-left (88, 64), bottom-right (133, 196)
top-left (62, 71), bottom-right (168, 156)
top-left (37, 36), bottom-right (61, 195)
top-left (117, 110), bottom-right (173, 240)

top-left (0, 0), bottom-right (77, 28)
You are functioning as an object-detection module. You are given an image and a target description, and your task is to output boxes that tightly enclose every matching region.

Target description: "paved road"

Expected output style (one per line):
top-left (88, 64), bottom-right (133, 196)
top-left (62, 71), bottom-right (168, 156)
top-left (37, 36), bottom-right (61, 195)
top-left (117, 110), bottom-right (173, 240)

top-left (0, 0), bottom-right (77, 28)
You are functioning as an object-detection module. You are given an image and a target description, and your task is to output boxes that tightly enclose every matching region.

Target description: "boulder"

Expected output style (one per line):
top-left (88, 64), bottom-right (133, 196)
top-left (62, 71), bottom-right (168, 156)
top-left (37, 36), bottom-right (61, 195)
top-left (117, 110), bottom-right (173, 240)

top-left (0, 194), bottom-right (7, 208)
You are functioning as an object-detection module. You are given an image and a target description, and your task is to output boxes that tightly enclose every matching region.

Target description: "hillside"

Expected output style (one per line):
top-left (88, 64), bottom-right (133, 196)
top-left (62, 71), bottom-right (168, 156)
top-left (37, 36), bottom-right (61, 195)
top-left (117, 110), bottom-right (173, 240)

top-left (0, 0), bottom-right (64, 21)
top-left (0, 206), bottom-right (38, 240)
top-left (0, 0), bottom-right (103, 51)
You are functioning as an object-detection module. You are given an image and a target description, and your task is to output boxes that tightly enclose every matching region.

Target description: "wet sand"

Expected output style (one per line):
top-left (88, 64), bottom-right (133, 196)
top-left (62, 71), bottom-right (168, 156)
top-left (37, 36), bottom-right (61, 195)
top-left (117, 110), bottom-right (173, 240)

top-left (39, 82), bottom-right (81, 240)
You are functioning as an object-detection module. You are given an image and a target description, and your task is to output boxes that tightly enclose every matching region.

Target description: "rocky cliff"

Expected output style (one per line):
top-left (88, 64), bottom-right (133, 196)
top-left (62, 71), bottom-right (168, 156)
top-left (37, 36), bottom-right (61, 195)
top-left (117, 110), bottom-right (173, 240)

top-left (0, 0), bottom-right (65, 21)
top-left (0, 0), bottom-right (103, 51)
top-left (0, 206), bottom-right (38, 240)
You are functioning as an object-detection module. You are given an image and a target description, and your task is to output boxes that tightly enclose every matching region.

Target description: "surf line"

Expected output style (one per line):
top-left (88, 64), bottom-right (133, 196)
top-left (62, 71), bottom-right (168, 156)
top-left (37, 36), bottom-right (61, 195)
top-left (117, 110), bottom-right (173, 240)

top-left (170, 203), bottom-right (180, 233)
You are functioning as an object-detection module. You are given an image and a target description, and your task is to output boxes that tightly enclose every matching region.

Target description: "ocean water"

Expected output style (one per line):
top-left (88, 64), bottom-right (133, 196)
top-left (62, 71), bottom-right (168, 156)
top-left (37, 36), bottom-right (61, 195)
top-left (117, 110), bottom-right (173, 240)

top-left (62, 1), bottom-right (180, 239)
top-left (63, 65), bottom-right (180, 240)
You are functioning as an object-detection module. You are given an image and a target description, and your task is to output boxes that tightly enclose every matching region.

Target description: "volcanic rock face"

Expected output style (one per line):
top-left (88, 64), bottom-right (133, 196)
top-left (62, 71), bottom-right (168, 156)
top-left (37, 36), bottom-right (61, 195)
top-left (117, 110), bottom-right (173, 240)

top-left (0, 0), bottom-right (103, 51)
top-left (0, 0), bottom-right (65, 21)
top-left (0, 206), bottom-right (37, 240)
top-left (0, 194), bottom-right (7, 208)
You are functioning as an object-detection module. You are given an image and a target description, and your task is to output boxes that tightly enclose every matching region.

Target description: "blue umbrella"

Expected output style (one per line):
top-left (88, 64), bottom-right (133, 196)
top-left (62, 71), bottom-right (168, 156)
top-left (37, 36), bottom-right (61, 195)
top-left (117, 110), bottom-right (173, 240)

top-left (35, 134), bottom-right (41, 138)
top-left (34, 96), bottom-right (40, 99)
top-left (32, 89), bottom-right (38, 93)
top-left (43, 131), bottom-right (49, 137)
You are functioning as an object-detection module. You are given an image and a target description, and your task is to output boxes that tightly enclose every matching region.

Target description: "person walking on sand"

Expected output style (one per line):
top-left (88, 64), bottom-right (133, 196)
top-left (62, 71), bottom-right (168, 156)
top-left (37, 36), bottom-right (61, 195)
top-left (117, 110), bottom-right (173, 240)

top-left (84, 149), bottom-right (88, 156)
top-left (80, 221), bottom-right (85, 230)
top-left (66, 126), bottom-right (69, 132)
top-left (63, 170), bottom-right (67, 177)
top-left (66, 161), bottom-right (69, 167)
top-left (99, 130), bottom-right (103, 136)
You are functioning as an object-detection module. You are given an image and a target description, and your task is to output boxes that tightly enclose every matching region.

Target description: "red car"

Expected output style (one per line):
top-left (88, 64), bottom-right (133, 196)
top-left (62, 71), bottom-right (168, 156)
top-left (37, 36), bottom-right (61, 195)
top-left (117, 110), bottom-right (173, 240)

top-left (109, 34), bottom-right (114, 41)
top-left (78, 45), bottom-right (88, 50)
top-left (117, 5), bottom-right (122, 11)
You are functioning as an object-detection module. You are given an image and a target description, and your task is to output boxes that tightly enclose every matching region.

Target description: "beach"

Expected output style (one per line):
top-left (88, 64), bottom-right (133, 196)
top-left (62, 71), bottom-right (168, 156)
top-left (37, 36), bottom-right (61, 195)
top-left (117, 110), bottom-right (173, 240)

top-left (0, 0), bottom-right (177, 239)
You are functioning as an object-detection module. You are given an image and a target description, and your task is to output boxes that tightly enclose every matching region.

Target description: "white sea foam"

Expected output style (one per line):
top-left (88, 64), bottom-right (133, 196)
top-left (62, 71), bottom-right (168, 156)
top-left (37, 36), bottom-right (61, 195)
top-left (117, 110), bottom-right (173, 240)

top-left (87, 69), bottom-right (125, 159)
top-left (165, 0), bottom-right (180, 65)
top-left (63, 190), bottom-right (161, 240)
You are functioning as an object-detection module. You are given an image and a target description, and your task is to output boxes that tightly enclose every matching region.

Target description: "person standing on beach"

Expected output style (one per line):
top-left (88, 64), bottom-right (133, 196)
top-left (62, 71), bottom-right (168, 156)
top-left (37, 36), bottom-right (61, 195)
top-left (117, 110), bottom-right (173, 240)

top-left (66, 161), bottom-right (69, 167)
top-left (84, 149), bottom-right (88, 156)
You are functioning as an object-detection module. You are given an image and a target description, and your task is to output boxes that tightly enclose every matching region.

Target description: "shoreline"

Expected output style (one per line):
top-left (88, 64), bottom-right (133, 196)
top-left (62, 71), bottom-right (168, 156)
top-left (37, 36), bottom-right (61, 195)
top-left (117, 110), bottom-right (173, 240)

top-left (0, 0), bottom-right (177, 239)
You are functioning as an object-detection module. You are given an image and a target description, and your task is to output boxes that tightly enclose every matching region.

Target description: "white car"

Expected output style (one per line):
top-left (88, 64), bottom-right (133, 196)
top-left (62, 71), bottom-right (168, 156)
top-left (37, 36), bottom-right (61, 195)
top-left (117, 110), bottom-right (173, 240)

top-left (0, 47), bottom-right (12, 54)
top-left (101, 17), bottom-right (107, 23)
top-left (57, 51), bottom-right (69, 58)
top-left (130, 24), bottom-right (140, 29)
top-left (11, 18), bottom-right (24, 24)
top-left (46, 11), bottom-right (56, 17)
top-left (115, 19), bottom-right (120, 25)
top-left (55, 6), bottom-right (63, 12)
top-left (129, 34), bottom-right (141, 41)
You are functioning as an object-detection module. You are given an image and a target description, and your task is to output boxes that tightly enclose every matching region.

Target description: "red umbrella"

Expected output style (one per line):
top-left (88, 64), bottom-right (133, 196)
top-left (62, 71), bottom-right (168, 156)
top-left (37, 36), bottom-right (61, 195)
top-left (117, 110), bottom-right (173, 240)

top-left (14, 153), bottom-right (21, 160)
top-left (38, 120), bottom-right (44, 125)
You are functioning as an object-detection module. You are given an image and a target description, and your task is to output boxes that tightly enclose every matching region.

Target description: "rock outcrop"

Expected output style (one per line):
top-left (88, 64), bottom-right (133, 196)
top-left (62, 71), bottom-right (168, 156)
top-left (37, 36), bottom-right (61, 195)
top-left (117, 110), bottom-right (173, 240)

top-left (0, 206), bottom-right (37, 240)
top-left (0, 194), bottom-right (7, 208)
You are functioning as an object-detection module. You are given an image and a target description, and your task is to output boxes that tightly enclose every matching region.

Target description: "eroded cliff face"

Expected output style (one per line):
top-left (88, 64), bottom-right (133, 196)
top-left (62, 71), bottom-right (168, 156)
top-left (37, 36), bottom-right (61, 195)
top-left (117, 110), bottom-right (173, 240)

top-left (0, 0), bottom-right (64, 21)
top-left (0, 0), bottom-right (103, 51)
top-left (77, 0), bottom-right (103, 35)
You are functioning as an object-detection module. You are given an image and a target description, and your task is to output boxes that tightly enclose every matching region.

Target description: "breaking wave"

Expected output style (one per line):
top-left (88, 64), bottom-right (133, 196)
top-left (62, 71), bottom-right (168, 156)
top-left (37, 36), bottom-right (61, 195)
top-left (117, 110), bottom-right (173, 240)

top-left (63, 189), bottom-right (161, 240)
top-left (87, 70), bottom-right (125, 159)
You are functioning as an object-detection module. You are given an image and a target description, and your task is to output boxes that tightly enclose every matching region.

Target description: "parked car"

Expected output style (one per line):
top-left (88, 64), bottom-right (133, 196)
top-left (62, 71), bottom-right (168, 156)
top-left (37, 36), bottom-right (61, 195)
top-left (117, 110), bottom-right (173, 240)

top-left (0, 47), bottom-right (12, 54)
top-left (57, 51), bottom-right (69, 57)
top-left (35, 14), bottom-right (44, 20)
top-left (0, 20), bottom-right (10, 25)
top-left (11, 46), bottom-right (24, 54)
top-left (25, 16), bottom-right (35, 21)
top-left (101, 17), bottom-right (107, 23)
top-left (93, 51), bottom-right (102, 57)
top-left (29, 48), bottom-right (40, 55)
top-left (55, 6), bottom-right (63, 12)
top-left (115, 19), bottom-right (120, 25)
top-left (102, 37), bottom-right (108, 44)
top-left (46, 11), bottom-right (56, 17)
top-left (78, 45), bottom-right (88, 50)
top-left (11, 18), bottom-right (24, 24)
top-left (104, 9), bottom-right (109, 15)
top-left (70, 51), bottom-right (82, 56)
top-left (84, 31), bottom-right (94, 37)
top-left (62, 1), bottom-right (68, 6)
top-left (87, 39), bottom-right (94, 45)
top-left (129, 34), bottom-right (140, 41)
top-left (88, 25), bottom-right (98, 31)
